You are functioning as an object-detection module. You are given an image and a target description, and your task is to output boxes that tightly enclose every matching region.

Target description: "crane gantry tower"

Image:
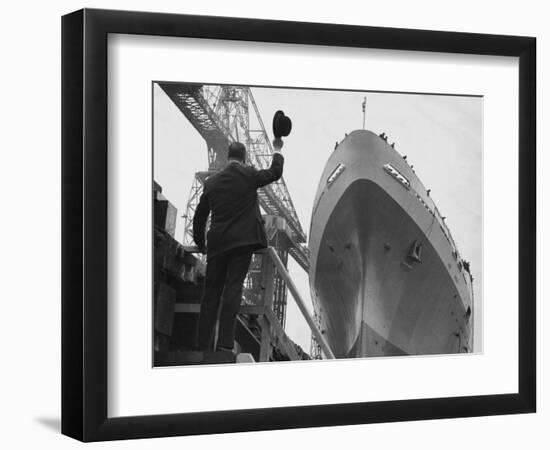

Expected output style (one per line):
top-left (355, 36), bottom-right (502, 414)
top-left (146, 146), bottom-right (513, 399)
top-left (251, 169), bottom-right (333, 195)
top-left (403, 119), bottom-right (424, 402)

top-left (158, 83), bottom-right (310, 326)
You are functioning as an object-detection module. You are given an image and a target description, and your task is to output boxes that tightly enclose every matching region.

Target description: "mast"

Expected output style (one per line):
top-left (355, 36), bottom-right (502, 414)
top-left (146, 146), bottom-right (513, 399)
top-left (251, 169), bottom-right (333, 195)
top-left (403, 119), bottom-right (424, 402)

top-left (362, 96), bottom-right (367, 129)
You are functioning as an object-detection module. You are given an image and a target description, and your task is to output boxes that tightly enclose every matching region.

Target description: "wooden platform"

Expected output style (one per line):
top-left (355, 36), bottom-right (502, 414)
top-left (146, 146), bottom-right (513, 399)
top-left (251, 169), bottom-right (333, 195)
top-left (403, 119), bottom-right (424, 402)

top-left (154, 350), bottom-right (256, 366)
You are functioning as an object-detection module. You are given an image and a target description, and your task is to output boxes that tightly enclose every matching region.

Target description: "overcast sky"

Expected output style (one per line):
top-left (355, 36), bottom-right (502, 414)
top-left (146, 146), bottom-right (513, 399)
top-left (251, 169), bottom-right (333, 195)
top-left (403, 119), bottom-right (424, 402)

top-left (153, 83), bottom-right (482, 354)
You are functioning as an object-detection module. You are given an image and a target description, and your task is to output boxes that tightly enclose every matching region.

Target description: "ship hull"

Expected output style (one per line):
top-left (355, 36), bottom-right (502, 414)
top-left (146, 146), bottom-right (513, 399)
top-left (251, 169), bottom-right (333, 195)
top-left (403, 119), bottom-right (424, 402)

top-left (309, 131), bottom-right (473, 358)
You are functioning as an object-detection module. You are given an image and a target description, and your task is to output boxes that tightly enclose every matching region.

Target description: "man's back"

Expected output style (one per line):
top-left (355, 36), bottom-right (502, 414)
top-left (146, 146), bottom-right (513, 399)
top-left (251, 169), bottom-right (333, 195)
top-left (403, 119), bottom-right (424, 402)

top-left (193, 152), bottom-right (284, 258)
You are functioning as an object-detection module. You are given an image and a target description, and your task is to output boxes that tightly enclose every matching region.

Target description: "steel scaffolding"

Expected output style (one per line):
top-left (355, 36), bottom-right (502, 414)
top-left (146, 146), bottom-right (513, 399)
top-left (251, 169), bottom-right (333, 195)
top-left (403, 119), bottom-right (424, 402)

top-left (158, 82), bottom-right (310, 327)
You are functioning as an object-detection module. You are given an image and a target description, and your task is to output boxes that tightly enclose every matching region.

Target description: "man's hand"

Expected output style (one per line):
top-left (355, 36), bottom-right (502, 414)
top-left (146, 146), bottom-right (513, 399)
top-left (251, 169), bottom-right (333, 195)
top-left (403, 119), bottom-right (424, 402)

top-left (273, 138), bottom-right (284, 151)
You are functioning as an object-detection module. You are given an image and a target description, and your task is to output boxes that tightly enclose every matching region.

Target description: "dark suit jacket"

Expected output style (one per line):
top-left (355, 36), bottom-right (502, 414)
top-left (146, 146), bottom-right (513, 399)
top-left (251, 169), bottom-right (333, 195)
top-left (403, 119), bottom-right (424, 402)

top-left (193, 152), bottom-right (284, 259)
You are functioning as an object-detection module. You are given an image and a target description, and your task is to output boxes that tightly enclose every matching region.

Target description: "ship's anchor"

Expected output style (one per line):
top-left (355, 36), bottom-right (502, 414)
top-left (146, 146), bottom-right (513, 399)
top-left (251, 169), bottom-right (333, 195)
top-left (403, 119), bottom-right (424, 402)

top-left (408, 239), bottom-right (423, 264)
top-left (401, 240), bottom-right (423, 270)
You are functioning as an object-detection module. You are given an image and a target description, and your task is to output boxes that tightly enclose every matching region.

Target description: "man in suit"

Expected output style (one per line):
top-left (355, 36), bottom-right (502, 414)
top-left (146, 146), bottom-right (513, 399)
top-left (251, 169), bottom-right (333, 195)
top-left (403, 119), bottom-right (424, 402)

top-left (193, 139), bottom-right (284, 353)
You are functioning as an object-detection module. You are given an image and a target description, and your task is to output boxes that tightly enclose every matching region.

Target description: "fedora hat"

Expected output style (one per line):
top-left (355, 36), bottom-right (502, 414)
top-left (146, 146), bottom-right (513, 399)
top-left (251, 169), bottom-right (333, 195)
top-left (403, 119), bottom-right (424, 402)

top-left (272, 110), bottom-right (292, 139)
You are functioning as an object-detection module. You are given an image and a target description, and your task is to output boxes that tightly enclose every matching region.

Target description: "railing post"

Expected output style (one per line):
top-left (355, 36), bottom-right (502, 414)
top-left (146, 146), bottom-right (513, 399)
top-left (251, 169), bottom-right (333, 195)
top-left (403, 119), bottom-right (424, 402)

top-left (258, 254), bottom-right (276, 362)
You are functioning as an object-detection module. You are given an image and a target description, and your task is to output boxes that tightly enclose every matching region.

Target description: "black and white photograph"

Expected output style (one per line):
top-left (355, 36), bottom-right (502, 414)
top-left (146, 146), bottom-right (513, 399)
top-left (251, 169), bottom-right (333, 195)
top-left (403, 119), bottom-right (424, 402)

top-left (1, 1), bottom-right (541, 447)
top-left (152, 82), bottom-right (482, 366)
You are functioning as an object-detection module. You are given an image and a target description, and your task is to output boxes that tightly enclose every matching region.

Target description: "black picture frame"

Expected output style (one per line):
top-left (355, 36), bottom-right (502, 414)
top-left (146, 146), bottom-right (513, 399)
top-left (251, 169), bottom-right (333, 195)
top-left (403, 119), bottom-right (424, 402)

top-left (61, 8), bottom-right (536, 442)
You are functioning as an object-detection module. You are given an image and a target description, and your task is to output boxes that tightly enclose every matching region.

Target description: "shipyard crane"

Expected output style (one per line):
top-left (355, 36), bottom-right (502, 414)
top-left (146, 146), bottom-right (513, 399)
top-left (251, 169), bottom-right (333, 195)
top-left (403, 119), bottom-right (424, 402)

top-left (158, 83), bottom-right (310, 326)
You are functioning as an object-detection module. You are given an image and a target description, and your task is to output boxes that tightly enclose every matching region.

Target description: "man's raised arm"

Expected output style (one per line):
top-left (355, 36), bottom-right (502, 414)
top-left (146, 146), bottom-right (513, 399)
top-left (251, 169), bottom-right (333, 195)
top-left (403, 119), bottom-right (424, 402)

top-left (253, 139), bottom-right (285, 188)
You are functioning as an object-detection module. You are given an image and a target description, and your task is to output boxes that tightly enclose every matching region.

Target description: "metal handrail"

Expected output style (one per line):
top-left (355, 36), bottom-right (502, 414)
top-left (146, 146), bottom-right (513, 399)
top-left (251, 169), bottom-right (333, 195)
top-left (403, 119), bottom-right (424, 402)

top-left (264, 247), bottom-right (335, 359)
top-left (183, 245), bottom-right (335, 359)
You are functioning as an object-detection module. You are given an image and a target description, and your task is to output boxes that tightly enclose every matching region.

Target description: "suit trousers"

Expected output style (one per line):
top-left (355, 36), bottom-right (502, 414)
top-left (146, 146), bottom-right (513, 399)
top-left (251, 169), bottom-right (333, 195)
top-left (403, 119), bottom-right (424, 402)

top-left (196, 245), bottom-right (254, 351)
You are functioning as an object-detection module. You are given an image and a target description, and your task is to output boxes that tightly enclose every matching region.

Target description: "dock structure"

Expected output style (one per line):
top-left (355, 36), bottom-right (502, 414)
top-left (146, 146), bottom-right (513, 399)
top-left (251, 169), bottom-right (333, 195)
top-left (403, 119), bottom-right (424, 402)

top-left (153, 182), bottom-right (332, 365)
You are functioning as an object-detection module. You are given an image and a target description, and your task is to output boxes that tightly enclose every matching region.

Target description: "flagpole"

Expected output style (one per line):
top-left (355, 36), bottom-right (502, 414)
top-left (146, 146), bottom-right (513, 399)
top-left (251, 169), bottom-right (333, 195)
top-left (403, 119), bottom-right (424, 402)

top-left (362, 96), bottom-right (366, 129)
